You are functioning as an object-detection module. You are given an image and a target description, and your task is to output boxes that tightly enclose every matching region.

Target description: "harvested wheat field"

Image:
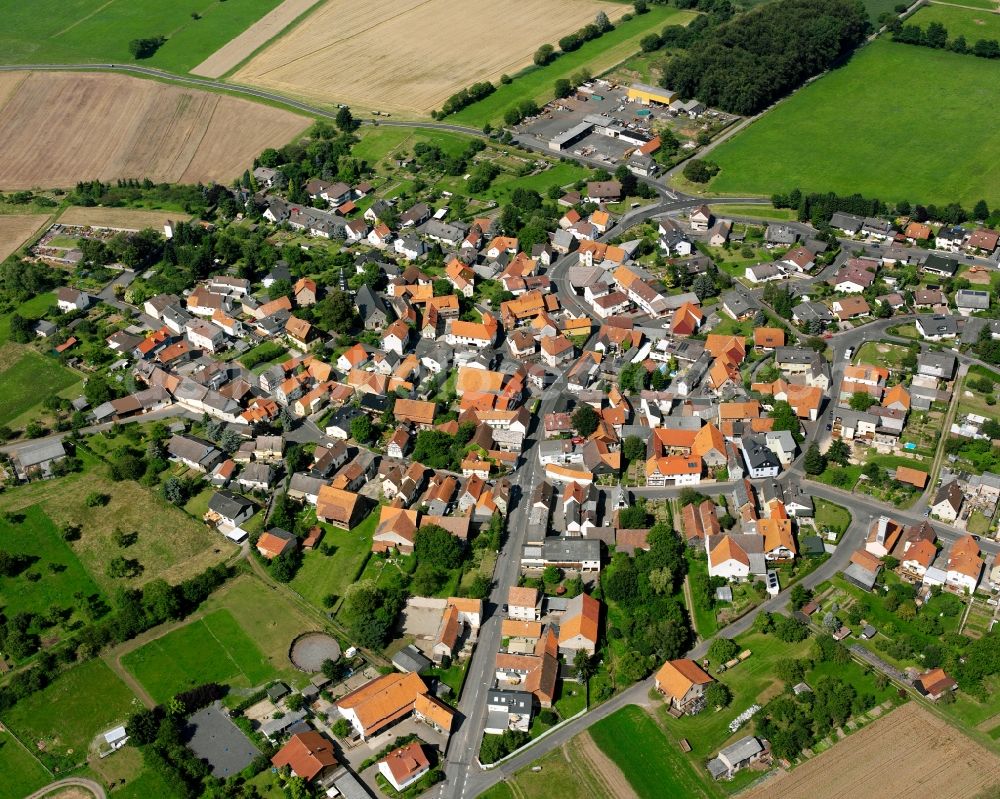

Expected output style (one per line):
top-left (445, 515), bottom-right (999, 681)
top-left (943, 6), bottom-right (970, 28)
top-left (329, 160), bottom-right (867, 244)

top-left (59, 207), bottom-right (192, 230)
top-left (0, 72), bottom-right (309, 190)
top-left (233, 0), bottom-right (622, 115)
top-left (192, 0), bottom-right (325, 78)
top-left (0, 214), bottom-right (50, 260)
top-left (744, 703), bottom-right (1000, 799)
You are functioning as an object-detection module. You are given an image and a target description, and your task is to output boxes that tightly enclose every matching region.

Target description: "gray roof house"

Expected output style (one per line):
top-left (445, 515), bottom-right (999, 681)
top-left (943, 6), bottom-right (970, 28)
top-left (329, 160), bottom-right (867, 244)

top-left (792, 301), bottom-right (835, 324)
top-left (829, 212), bottom-right (864, 234)
top-left (392, 645), bottom-right (432, 674)
top-left (167, 434), bottom-right (223, 472)
top-left (915, 314), bottom-right (959, 341)
top-left (741, 434), bottom-right (781, 478)
top-left (956, 289), bottom-right (990, 312)
top-left (917, 351), bottom-right (957, 379)
top-left (356, 285), bottom-right (389, 330)
top-left (207, 490), bottom-right (256, 529)
top-left (12, 440), bottom-right (67, 480)
top-left (765, 224), bottom-right (798, 245)
top-left (707, 736), bottom-right (765, 780)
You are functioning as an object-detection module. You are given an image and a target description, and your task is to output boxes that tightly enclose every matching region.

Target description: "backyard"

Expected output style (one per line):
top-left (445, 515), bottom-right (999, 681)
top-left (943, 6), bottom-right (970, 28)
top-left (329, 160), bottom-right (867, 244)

top-left (0, 343), bottom-right (80, 427)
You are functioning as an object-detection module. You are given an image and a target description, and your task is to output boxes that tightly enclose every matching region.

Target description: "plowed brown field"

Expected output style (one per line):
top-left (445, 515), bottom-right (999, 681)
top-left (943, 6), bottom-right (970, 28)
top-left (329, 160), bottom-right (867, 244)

top-left (0, 214), bottom-right (51, 260)
top-left (233, 0), bottom-right (621, 115)
top-left (0, 72), bottom-right (309, 190)
top-left (743, 703), bottom-right (1000, 799)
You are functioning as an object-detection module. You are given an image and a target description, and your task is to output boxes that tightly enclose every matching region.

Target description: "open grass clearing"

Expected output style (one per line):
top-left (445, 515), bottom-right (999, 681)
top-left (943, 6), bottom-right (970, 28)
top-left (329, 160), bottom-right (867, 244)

top-left (591, 704), bottom-right (715, 799)
top-left (0, 450), bottom-right (232, 597)
top-left (814, 498), bottom-right (851, 534)
top-left (0, 344), bottom-right (79, 426)
top-left (0, 659), bottom-right (141, 771)
top-left (449, 6), bottom-right (698, 127)
top-left (709, 40), bottom-right (1000, 206)
top-left (235, 0), bottom-right (626, 117)
top-left (909, 3), bottom-right (1000, 42)
top-left (0, 0), bottom-right (288, 74)
top-left (0, 729), bottom-right (51, 798)
top-left (291, 508), bottom-right (378, 611)
top-left (932, 0), bottom-right (999, 8)
top-left (853, 340), bottom-right (914, 372)
top-left (0, 71), bottom-right (308, 190)
top-left (709, 204), bottom-right (795, 221)
top-left (0, 293), bottom-right (55, 345)
top-left (57, 206), bottom-right (193, 230)
top-left (121, 608), bottom-right (275, 703)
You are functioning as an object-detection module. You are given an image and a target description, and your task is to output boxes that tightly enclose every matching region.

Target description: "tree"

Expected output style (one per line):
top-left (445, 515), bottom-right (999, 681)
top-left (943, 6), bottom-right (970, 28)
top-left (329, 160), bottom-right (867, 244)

top-left (595, 10), bottom-right (612, 31)
top-left (128, 36), bottom-right (166, 59)
top-left (974, 199), bottom-right (990, 220)
top-left (634, 0), bottom-right (648, 11)
top-left (126, 708), bottom-right (161, 745)
top-left (704, 681), bottom-right (732, 708)
top-left (826, 439), bottom-right (850, 466)
top-left (682, 159), bottom-right (720, 184)
top-left (554, 78), bottom-right (572, 99)
top-left (572, 404), bottom-right (599, 436)
top-left (803, 443), bottom-right (827, 475)
top-left (350, 415), bottom-right (374, 444)
top-left (335, 106), bottom-right (358, 132)
top-left (708, 637), bottom-right (739, 663)
top-left (574, 649), bottom-right (596, 682)
top-left (640, 33), bottom-right (662, 52)
top-left (849, 391), bottom-right (876, 411)
top-left (313, 289), bottom-right (358, 333)
top-left (623, 436), bottom-right (646, 463)
top-left (7, 313), bottom-right (33, 343)
top-left (534, 44), bottom-right (555, 66)
top-left (414, 525), bottom-right (463, 570)
top-left (789, 583), bottom-right (813, 611)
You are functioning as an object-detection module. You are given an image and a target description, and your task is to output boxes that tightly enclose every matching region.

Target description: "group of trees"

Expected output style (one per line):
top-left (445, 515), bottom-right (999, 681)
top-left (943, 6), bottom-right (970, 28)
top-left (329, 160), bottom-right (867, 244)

top-left (412, 423), bottom-right (476, 471)
top-left (891, 19), bottom-right (1000, 59)
top-left (437, 81), bottom-right (496, 118)
top-left (599, 522), bottom-right (693, 685)
top-left (662, 0), bottom-right (868, 116)
top-left (341, 578), bottom-right (407, 650)
top-left (128, 36), bottom-right (166, 59)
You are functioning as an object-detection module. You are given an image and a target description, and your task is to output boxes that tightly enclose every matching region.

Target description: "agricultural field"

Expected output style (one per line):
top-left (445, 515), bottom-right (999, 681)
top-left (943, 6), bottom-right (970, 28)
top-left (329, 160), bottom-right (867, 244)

top-left (0, 730), bottom-right (51, 798)
top-left (0, 659), bottom-right (141, 771)
top-left (908, 3), bottom-right (1000, 43)
top-left (233, 0), bottom-right (624, 116)
top-left (121, 575), bottom-right (318, 702)
top-left (121, 608), bottom-right (276, 703)
top-left (708, 40), bottom-right (1000, 206)
top-left (590, 705), bottom-right (715, 799)
top-left (447, 5), bottom-right (698, 127)
top-left (0, 449), bottom-right (232, 597)
top-left (57, 206), bottom-right (193, 230)
top-left (0, 344), bottom-right (80, 426)
top-left (741, 703), bottom-right (1000, 799)
top-left (0, 72), bottom-right (308, 190)
top-left (192, 0), bottom-right (324, 78)
top-left (0, 0), bottom-right (288, 74)
top-left (0, 213), bottom-right (50, 260)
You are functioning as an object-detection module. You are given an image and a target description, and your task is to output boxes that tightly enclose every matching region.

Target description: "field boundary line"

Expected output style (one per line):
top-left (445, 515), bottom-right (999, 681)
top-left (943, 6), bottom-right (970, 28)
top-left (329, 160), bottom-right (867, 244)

top-left (51, 0), bottom-right (117, 39)
top-left (0, 721), bottom-right (54, 778)
top-left (202, 610), bottom-right (258, 685)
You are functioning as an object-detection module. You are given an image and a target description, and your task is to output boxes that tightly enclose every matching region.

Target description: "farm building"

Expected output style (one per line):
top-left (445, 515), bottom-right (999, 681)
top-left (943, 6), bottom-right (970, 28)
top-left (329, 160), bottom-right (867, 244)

top-left (627, 82), bottom-right (677, 106)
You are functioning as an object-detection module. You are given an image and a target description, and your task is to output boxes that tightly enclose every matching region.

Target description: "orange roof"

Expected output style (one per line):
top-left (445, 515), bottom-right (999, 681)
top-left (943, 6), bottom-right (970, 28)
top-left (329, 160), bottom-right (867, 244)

top-left (653, 427), bottom-right (698, 451)
top-left (435, 604), bottom-right (461, 650)
top-left (692, 423), bottom-right (725, 458)
top-left (316, 485), bottom-right (361, 523)
top-left (719, 401), bottom-right (760, 420)
top-left (502, 619), bottom-right (542, 638)
top-left (709, 535), bottom-right (750, 568)
top-left (646, 456), bottom-right (701, 476)
top-left (558, 594), bottom-right (600, 646)
top-left (336, 672), bottom-right (432, 736)
top-left (754, 327), bottom-right (785, 348)
top-left (456, 366), bottom-right (505, 396)
top-left (447, 597), bottom-right (483, 615)
top-left (905, 221), bottom-right (932, 240)
top-left (708, 358), bottom-right (740, 390)
top-left (259, 295), bottom-right (293, 316)
top-left (655, 659), bottom-right (713, 700)
top-left (670, 302), bottom-right (704, 336)
top-left (381, 742), bottom-right (429, 785)
top-left (904, 538), bottom-right (936, 568)
top-left (285, 315), bottom-right (312, 341)
top-left (894, 465), bottom-right (928, 488)
top-left (844, 364), bottom-right (888, 383)
top-left (508, 586), bottom-right (539, 608)
top-left (704, 334), bottom-right (746, 365)
top-left (948, 535), bottom-right (982, 579)
top-left (257, 531), bottom-right (295, 559)
top-left (850, 548), bottom-right (883, 572)
top-left (759, 517), bottom-right (796, 555)
top-left (394, 398), bottom-right (436, 425)
top-left (413, 693), bottom-right (454, 731)
top-left (271, 731), bottom-right (338, 780)
top-left (449, 319), bottom-right (495, 342)
top-left (883, 384), bottom-right (910, 410)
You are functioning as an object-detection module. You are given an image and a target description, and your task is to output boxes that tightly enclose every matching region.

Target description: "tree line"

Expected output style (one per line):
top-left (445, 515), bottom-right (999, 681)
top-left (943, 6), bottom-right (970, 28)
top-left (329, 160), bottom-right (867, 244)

top-left (890, 19), bottom-right (1000, 59)
top-left (662, 0), bottom-right (869, 116)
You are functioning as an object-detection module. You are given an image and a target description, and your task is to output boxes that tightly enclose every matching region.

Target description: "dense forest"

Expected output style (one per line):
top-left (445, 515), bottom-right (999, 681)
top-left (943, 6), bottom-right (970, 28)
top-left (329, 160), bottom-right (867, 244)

top-left (662, 0), bottom-right (869, 115)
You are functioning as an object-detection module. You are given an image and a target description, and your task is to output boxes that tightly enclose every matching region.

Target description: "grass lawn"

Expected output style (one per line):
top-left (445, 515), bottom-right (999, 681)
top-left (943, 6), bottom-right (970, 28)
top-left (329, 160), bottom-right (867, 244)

top-left (291, 508), bottom-right (378, 610)
top-left (709, 204), bottom-right (796, 221)
top-left (932, 0), bottom-right (999, 8)
top-left (0, 659), bottom-right (141, 771)
top-left (687, 551), bottom-right (720, 637)
top-left (853, 340), bottom-right (914, 372)
top-left (0, 293), bottom-right (54, 344)
top-left (0, 730), bottom-right (51, 798)
top-left (492, 743), bottom-right (613, 799)
top-left (909, 4), bottom-right (1000, 42)
top-left (0, 343), bottom-right (80, 426)
top-left (814, 498), bottom-right (852, 534)
top-left (0, 0), bottom-right (287, 74)
top-left (351, 127), bottom-right (477, 168)
top-left (122, 608), bottom-right (276, 703)
top-left (709, 39), bottom-right (1000, 206)
top-left (590, 705), bottom-right (715, 799)
top-left (115, 767), bottom-right (184, 799)
top-left (448, 7), bottom-right (698, 127)
top-left (0, 505), bottom-right (106, 645)
top-left (968, 509), bottom-right (992, 535)
top-left (484, 162), bottom-right (591, 204)
top-left (554, 680), bottom-right (588, 719)
top-left (864, 0), bottom-right (904, 19)
top-left (476, 785), bottom-right (515, 799)
top-left (0, 450), bottom-right (232, 598)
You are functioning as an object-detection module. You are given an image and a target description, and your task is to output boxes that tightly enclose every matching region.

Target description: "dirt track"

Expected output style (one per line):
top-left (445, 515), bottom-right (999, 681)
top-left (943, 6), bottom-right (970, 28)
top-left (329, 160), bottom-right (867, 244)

top-left (742, 702), bottom-right (1000, 799)
top-left (0, 72), bottom-right (308, 189)
top-left (233, 0), bottom-right (621, 115)
top-left (191, 0), bottom-right (324, 78)
top-left (571, 733), bottom-right (639, 799)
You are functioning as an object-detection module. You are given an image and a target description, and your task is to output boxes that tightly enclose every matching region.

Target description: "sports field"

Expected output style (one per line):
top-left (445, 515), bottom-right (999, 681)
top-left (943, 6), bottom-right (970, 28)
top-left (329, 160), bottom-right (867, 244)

top-left (0, 344), bottom-right (79, 426)
top-left (0, 0), bottom-right (287, 74)
top-left (233, 0), bottom-right (622, 115)
top-left (908, 3), bottom-right (1000, 42)
top-left (0, 72), bottom-right (308, 190)
top-left (448, 5), bottom-right (697, 127)
top-left (709, 40), bottom-right (1000, 206)
top-left (122, 608), bottom-right (276, 703)
top-left (0, 214), bottom-right (50, 261)
top-left (0, 659), bottom-right (140, 770)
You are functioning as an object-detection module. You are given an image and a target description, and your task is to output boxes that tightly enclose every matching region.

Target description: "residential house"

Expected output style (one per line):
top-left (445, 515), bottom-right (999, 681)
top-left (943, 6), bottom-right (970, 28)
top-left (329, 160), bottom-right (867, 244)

top-left (557, 593), bottom-right (600, 656)
top-left (379, 743), bottom-right (430, 793)
top-left (930, 480), bottom-right (964, 522)
top-left (654, 659), bottom-right (714, 714)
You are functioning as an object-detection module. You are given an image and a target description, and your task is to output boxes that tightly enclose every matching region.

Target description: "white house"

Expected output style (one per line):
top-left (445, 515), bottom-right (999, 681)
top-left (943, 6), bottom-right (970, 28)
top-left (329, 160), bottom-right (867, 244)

top-left (56, 287), bottom-right (90, 313)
